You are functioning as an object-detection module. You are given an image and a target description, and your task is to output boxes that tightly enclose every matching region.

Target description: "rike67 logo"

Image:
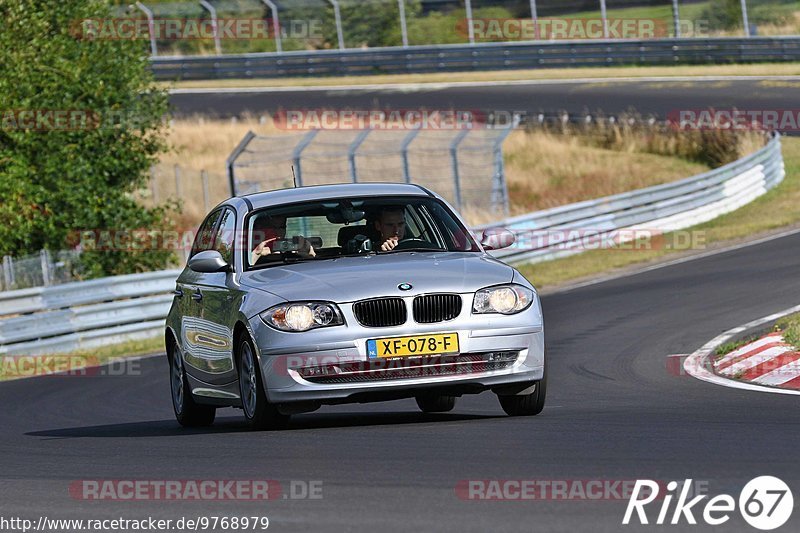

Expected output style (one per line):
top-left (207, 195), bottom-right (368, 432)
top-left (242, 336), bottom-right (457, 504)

top-left (623, 477), bottom-right (793, 530)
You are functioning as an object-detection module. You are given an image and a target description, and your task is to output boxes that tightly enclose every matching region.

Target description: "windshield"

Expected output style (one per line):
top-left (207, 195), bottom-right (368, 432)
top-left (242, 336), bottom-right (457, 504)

top-left (245, 196), bottom-right (480, 269)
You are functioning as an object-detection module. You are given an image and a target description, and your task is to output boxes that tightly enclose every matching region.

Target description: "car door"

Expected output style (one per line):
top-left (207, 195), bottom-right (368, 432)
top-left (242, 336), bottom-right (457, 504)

top-left (185, 207), bottom-right (242, 387)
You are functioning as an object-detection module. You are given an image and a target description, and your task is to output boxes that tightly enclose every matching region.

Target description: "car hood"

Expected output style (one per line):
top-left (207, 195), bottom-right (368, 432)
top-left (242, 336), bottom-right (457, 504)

top-left (239, 252), bottom-right (514, 303)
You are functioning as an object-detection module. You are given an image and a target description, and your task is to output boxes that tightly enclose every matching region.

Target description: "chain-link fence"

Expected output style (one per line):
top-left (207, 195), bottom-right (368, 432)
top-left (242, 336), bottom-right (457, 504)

top-left (227, 123), bottom-right (517, 221)
top-left (0, 250), bottom-right (83, 292)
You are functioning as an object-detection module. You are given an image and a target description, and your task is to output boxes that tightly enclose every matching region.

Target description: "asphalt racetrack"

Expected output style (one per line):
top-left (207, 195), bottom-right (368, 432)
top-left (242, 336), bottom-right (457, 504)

top-left (169, 78), bottom-right (800, 122)
top-left (3, 230), bottom-right (800, 532)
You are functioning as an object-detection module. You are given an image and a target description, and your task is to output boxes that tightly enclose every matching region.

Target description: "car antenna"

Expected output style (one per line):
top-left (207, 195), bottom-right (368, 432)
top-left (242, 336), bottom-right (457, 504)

top-left (291, 165), bottom-right (298, 188)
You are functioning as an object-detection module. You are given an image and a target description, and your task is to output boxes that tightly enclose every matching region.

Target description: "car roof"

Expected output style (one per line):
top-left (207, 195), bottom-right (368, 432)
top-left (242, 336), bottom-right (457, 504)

top-left (234, 183), bottom-right (433, 211)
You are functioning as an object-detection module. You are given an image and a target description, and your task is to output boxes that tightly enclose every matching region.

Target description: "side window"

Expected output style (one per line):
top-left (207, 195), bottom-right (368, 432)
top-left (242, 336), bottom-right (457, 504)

top-left (190, 209), bottom-right (222, 258)
top-left (213, 209), bottom-right (236, 264)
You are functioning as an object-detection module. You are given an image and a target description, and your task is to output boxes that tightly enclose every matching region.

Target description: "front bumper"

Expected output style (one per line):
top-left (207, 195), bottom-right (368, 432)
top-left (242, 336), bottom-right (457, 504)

top-left (249, 297), bottom-right (544, 405)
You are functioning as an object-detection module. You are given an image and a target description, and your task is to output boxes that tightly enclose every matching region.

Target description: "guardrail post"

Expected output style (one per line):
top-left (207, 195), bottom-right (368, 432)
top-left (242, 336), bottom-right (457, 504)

top-left (671, 0), bottom-right (681, 38)
top-left (465, 0), bottom-right (475, 45)
top-left (3, 256), bottom-right (15, 290)
top-left (199, 0), bottom-right (222, 55)
top-left (599, 0), bottom-right (609, 39)
top-left (291, 130), bottom-right (320, 187)
top-left (741, 0), bottom-right (751, 37)
top-left (326, 0), bottom-right (345, 49)
top-left (348, 129), bottom-right (372, 183)
top-left (135, 2), bottom-right (158, 57)
top-left (398, 0), bottom-right (409, 48)
top-left (450, 129), bottom-right (470, 211)
top-left (40, 250), bottom-right (52, 287)
top-left (226, 130), bottom-right (256, 196)
top-left (400, 127), bottom-right (421, 184)
top-left (261, 0), bottom-right (282, 53)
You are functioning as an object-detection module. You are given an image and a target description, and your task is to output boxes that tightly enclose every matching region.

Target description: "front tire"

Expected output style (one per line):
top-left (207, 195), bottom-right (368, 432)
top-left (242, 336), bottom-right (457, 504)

top-left (238, 335), bottom-right (288, 431)
top-left (415, 393), bottom-right (456, 413)
top-left (169, 340), bottom-right (216, 427)
top-left (497, 370), bottom-right (547, 417)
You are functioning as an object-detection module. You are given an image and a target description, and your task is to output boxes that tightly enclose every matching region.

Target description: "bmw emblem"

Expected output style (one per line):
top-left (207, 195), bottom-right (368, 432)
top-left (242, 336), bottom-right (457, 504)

top-left (398, 283), bottom-right (413, 291)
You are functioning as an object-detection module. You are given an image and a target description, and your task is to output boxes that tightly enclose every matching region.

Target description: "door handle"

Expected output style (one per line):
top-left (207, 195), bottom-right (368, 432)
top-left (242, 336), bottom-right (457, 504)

top-left (173, 288), bottom-right (184, 298)
top-left (191, 289), bottom-right (203, 301)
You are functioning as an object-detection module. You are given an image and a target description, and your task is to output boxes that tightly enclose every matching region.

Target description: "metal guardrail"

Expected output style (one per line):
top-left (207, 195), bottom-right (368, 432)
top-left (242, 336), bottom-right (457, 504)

top-left (480, 134), bottom-right (785, 265)
top-left (151, 37), bottom-right (800, 80)
top-left (0, 136), bottom-right (785, 354)
top-left (0, 270), bottom-right (181, 356)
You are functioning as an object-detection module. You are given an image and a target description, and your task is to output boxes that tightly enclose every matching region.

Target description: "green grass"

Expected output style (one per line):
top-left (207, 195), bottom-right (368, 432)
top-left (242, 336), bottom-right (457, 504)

top-left (777, 312), bottom-right (800, 347)
top-left (519, 137), bottom-right (800, 289)
top-left (0, 336), bottom-right (164, 381)
top-left (715, 336), bottom-right (759, 358)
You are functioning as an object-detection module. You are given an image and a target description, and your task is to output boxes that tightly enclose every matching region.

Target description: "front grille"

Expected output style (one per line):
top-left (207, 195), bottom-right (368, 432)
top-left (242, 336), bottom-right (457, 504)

top-left (413, 294), bottom-right (462, 323)
top-left (298, 351), bottom-right (520, 384)
top-left (353, 297), bottom-right (407, 327)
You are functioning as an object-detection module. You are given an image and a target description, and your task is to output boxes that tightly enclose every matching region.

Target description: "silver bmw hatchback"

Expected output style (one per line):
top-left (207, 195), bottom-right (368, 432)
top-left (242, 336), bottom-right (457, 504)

top-left (165, 183), bottom-right (545, 429)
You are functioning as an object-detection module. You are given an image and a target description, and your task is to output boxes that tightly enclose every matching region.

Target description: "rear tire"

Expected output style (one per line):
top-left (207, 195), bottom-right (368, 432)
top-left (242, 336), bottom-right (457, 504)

top-left (169, 340), bottom-right (216, 427)
top-left (498, 370), bottom-right (547, 417)
top-left (238, 335), bottom-right (289, 431)
top-left (415, 393), bottom-right (456, 413)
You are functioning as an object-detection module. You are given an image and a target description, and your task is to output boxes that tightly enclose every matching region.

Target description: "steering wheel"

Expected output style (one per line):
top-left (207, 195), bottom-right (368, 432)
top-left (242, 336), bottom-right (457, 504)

top-left (393, 238), bottom-right (436, 251)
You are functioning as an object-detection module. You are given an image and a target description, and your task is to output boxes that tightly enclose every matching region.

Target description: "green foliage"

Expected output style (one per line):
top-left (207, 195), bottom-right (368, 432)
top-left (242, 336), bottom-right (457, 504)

top-left (0, 0), bottom-right (177, 277)
top-left (701, 0), bottom-right (745, 29)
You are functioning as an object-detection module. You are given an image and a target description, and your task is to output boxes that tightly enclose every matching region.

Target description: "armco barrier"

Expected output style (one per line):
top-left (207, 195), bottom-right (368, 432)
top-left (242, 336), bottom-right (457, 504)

top-left (480, 134), bottom-right (785, 265)
top-left (151, 37), bottom-right (800, 80)
top-left (0, 136), bottom-right (786, 355)
top-left (0, 270), bottom-right (181, 356)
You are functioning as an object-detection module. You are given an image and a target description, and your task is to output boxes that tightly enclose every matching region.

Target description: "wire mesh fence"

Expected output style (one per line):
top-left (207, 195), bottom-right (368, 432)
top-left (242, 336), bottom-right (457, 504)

top-left (0, 250), bottom-right (83, 292)
top-left (227, 123), bottom-right (517, 221)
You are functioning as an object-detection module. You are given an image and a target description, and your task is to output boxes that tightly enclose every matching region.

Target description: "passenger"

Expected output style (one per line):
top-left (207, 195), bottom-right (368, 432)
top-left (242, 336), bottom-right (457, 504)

top-left (251, 214), bottom-right (315, 264)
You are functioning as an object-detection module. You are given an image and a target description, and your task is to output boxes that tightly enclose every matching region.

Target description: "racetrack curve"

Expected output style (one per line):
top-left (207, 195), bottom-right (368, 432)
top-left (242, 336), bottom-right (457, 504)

top-left (2, 230), bottom-right (800, 532)
top-left (169, 78), bottom-right (800, 121)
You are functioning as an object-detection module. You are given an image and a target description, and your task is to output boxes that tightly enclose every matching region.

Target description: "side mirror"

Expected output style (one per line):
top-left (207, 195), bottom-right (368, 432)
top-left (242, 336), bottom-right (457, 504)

top-left (481, 228), bottom-right (515, 251)
top-left (188, 250), bottom-right (230, 273)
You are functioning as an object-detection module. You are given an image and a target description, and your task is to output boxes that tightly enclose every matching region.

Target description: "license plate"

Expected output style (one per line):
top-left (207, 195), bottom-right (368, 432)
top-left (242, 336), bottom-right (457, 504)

top-left (367, 333), bottom-right (459, 359)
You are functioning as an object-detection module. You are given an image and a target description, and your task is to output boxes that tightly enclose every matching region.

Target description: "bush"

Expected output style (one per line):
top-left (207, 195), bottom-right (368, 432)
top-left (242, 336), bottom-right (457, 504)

top-left (0, 0), bottom-right (178, 277)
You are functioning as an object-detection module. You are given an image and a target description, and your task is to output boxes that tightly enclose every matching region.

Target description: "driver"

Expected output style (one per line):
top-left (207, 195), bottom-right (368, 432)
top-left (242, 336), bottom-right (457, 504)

top-left (373, 206), bottom-right (406, 252)
top-left (251, 214), bottom-right (315, 264)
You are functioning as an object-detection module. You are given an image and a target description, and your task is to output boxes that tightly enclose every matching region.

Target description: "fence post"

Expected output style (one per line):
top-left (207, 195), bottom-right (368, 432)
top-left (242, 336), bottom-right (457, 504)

top-left (400, 128), bottom-right (421, 184)
top-left (174, 164), bottom-right (182, 198)
top-left (226, 130), bottom-right (256, 196)
top-left (3, 256), bottom-right (15, 290)
top-left (599, 0), bottom-right (609, 39)
top-left (135, 2), bottom-right (158, 57)
top-left (199, 0), bottom-right (222, 55)
top-left (40, 250), bottom-right (52, 287)
top-left (291, 130), bottom-right (320, 187)
top-left (465, 0), bottom-right (475, 45)
top-left (348, 129), bottom-right (372, 183)
top-left (672, 0), bottom-right (681, 38)
top-left (326, 0), bottom-right (345, 49)
top-left (201, 170), bottom-right (211, 212)
top-left (261, 0), bottom-right (283, 53)
top-left (449, 129), bottom-right (470, 211)
top-left (741, 0), bottom-right (751, 37)
top-left (398, 0), bottom-right (409, 48)
top-left (530, 0), bottom-right (539, 40)
top-left (492, 115), bottom-right (520, 217)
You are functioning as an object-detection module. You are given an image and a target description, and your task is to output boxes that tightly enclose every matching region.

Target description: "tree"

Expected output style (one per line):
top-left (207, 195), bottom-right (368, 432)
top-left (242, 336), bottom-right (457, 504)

top-left (0, 0), bottom-right (177, 277)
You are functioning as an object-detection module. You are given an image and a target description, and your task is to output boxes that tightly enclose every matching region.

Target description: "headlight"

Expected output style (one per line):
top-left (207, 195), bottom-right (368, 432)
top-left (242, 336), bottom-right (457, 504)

top-left (472, 285), bottom-right (534, 315)
top-left (260, 302), bottom-right (344, 332)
